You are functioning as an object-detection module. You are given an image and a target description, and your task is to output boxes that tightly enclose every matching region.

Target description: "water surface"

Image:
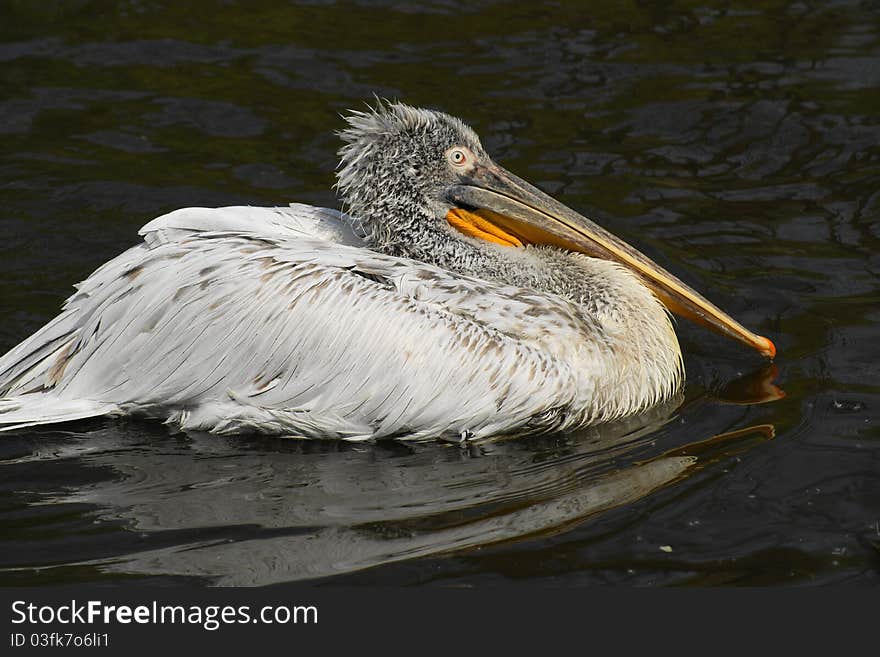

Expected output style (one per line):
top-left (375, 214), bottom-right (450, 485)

top-left (0, 0), bottom-right (878, 586)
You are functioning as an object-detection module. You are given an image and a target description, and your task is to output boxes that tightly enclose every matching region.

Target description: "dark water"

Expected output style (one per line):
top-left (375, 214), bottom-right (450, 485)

top-left (0, 0), bottom-right (878, 587)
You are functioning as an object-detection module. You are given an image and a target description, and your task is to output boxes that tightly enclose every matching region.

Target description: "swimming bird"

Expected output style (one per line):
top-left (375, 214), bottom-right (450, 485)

top-left (0, 101), bottom-right (775, 441)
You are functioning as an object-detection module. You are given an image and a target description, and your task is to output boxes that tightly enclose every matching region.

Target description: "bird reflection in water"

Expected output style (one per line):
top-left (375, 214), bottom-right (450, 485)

top-left (3, 366), bottom-right (782, 585)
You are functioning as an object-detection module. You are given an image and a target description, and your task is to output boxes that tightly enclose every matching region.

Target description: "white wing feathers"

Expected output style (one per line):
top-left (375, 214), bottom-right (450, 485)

top-left (0, 205), bottom-right (604, 440)
top-left (139, 203), bottom-right (365, 247)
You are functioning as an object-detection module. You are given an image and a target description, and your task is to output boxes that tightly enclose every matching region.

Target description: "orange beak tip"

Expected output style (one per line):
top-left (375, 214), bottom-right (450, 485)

top-left (758, 335), bottom-right (776, 359)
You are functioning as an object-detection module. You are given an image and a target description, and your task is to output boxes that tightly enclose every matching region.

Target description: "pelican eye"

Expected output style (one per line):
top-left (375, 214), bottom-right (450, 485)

top-left (447, 148), bottom-right (469, 167)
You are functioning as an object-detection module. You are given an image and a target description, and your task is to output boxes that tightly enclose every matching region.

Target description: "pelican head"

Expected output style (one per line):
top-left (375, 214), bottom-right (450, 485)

top-left (336, 100), bottom-right (775, 360)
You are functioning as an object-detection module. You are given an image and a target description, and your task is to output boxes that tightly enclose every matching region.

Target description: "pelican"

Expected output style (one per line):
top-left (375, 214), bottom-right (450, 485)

top-left (0, 102), bottom-right (775, 441)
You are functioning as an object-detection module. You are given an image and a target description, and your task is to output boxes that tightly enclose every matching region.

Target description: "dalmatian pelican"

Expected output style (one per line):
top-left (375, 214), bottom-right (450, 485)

top-left (0, 102), bottom-right (775, 441)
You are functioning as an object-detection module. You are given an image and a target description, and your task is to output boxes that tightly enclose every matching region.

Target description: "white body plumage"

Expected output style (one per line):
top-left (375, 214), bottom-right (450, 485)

top-left (0, 203), bottom-right (682, 440)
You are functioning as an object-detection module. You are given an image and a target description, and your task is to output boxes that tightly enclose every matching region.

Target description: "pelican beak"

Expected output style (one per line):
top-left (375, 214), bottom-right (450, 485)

top-left (445, 162), bottom-right (776, 359)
